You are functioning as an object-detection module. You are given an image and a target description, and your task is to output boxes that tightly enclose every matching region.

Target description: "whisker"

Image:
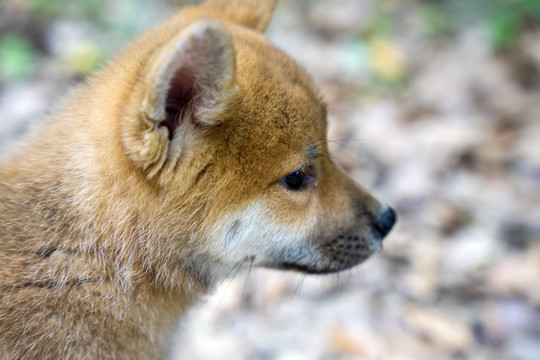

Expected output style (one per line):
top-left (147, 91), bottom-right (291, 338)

top-left (242, 256), bottom-right (255, 300)
top-left (224, 258), bottom-right (248, 281)
top-left (329, 138), bottom-right (369, 143)
top-left (292, 273), bottom-right (307, 298)
top-left (311, 138), bottom-right (366, 164)
top-left (335, 265), bottom-right (341, 285)
top-left (208, 258), bottom-right (248, 316)
top-left (326, 139), bottom-right (366, 159)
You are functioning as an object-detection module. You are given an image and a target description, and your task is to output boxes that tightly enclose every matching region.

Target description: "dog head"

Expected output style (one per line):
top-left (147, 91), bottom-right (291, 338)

top-left (112, 0), bottom-right (396, 278)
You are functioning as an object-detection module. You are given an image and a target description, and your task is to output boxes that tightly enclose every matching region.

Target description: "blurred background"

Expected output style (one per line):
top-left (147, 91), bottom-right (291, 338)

top-left (1, 0), bottom-right (540, 359)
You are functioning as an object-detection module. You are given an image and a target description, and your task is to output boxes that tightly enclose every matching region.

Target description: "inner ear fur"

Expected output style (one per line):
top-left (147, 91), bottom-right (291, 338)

top-left (122, 20), bottom-right (239, 180)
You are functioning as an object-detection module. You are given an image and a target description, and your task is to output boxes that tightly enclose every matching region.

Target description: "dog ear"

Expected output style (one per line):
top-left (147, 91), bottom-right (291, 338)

top-left (201, 0), bottom-right (279, 32)
top-left (123, 21), bottom-right (238, 179)
top-left (143, 20), bottom-right (238, 132)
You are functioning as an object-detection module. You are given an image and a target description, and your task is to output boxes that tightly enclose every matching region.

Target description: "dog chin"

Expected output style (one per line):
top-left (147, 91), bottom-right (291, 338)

top-left (261, 245), bottom-right (379, 275)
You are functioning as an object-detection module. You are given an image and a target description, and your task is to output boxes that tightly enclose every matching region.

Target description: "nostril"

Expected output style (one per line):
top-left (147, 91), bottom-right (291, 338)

top-left (374, 207), bottom-right (397, 238)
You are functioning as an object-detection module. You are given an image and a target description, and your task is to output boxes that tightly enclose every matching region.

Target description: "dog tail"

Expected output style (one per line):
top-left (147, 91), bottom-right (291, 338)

top-left (200, 0), bottom-right (279, 32)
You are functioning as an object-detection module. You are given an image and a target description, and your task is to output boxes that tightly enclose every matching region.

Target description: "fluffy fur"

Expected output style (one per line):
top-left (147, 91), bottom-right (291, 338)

top-left (0, 0), bottom-right (395, 358)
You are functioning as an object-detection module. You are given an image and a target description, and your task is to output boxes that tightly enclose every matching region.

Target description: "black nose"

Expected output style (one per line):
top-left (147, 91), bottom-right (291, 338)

top-left (374, 207), bottom-right (397, 238)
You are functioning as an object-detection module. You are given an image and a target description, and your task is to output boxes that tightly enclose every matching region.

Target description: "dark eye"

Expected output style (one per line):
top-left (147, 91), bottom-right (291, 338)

top-left (281, 166), bottom-right (316, 191)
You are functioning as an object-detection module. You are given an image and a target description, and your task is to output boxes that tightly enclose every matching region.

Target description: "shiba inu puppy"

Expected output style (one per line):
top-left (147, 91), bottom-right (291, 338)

top-left (0, 0), bottom-right (396, 358)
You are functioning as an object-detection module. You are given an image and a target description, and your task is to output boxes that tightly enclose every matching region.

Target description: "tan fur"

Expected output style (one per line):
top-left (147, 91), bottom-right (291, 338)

top-left (0, 0), bottom-right (395, 359)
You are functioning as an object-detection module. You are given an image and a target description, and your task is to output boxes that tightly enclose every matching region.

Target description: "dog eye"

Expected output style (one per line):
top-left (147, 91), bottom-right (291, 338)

top-left (281, 166), bottom-right (316, 191)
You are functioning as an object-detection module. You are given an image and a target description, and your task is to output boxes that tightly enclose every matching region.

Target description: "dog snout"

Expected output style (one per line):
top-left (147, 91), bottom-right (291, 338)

top-left (374, 206), bottom-right (397, 238)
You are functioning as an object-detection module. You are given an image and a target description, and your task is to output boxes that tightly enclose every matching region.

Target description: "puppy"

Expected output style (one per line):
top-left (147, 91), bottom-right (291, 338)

top-left (0, 0), bottom-right (396, 358)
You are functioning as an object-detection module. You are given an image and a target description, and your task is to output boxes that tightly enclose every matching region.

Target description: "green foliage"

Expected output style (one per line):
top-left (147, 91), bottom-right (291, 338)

top-left (0, 34), bottom-right (38, 83)
top-left (418, 5), bottom-right (453, 38)
top-left (419, 0), bottom-right (540, 49)
top-left (485, 0), bottom-right (540, 49)
top-left (487, 11), bottom-right (519, 49)
top-left (19, 0), bottom-right (163, 75)
top-left (363, 10), bottom-right (395, 39)
top-left (27, 0), bottom-right (104, 20)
